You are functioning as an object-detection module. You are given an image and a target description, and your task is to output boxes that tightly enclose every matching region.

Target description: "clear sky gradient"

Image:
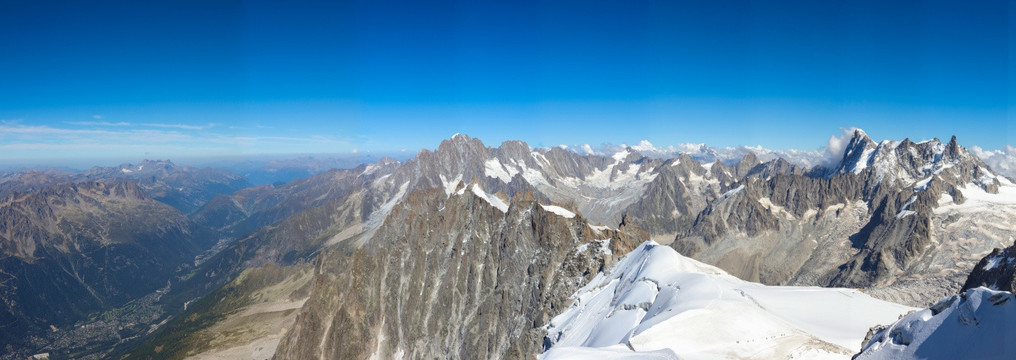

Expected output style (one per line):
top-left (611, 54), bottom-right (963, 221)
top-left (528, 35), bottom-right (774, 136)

top-left (0, 0), bottom-right (1012, 166)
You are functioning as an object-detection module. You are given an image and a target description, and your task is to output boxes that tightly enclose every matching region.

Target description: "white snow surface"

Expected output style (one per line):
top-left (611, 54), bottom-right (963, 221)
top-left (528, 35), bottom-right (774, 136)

top-left (913, 176), bottom-right (933, 191)
top-left (896, 196), bottom-right (918, 219)
top-left (574, 239), bottom-right (611, 255)
top-left (470, 184), bottom-right (509, 213)
top-left (484, 158), bottom-right (519, 183)
top-left (541, 204), bottom-right (576, 218)
top-left (722, 184), bottom-right (745, 198)
top-left (542, 241), bottom-right (914, 360)
top-left (557, 152), bottom-right (656, 191)
top-left (852, 147), bottom-right (876, 174)
top-left (856, 287), bottom-right (1016, 360)
top-left (439, 173), bottom-right (463, 197)
top-left (589, 225), bottom-right (615, 234)
top-left (982, 255), bottom-right (1008, 271)
top-left (935, 179), bottom-right (1016, 215)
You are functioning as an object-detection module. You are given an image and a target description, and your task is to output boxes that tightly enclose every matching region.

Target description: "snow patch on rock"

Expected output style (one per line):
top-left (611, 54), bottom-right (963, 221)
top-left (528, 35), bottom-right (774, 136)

top-left (470, 184), bottom-right (509, 213)
top-left (541, 204), bottom-right (576, 218)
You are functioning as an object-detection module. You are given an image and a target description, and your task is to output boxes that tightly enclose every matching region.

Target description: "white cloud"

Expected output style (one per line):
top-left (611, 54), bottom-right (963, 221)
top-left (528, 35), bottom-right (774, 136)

top-left (820, 126), bottom-right (860, 168)
top-left (630, 140), bottom-right (678, 158)
top-left (0, 122), bottom-right (354, 163)
top-left (580, 144), bottom-right (596, 155)
top-left (92, 114), bottom-right (103, 120)
top-left (970, 145), bottom-right (1016, 178)
top-left (142, 123), bottom-right (215, 130)
top-left (66, 121), bottom-right (132, 127)
top-left (676, 143), bottom-right (709, 154)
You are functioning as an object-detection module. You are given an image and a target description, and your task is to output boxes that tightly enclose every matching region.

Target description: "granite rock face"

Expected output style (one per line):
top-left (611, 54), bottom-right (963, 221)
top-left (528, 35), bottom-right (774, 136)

top-left (274, 186), bottom-right (642, 359)
top-left (962, 240), bottom-right (1016, 293)
top-left (652, 131), bottom-right (1010, 304)
top-left (673, 131), bottom-right (1012, 305)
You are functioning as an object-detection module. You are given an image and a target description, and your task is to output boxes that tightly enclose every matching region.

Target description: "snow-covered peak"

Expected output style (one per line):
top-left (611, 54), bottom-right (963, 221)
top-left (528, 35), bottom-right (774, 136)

top-left (833, 129), bottom-right (877, 175)
top-left (825, 130), bottom-right (1003, 190)
top-left (856, 287), bottom-right (1016, 360)
top-left (375, 156), bottom-right (400, 166)
top-left (970, 145), bottom-right (1016, 179)
top-left (611, 149), bottom-right (632, 162)
top-left (436, 132), bottom-right (481, 151)
top-left (542, 241), bottom-right (913, 359)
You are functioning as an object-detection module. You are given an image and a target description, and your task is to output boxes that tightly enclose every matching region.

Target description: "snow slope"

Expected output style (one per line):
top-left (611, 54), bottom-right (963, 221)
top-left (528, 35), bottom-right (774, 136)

top-left (935, 177), bottom-right (1016, 214)
top-left (541, 241), bottom-right (914, 360)
top-left (856, 287), bottom-right (1016, 360)
top-left (541, 204), bottom-right (576, 218)
top-left (469, 184), bottom-right (509, 213)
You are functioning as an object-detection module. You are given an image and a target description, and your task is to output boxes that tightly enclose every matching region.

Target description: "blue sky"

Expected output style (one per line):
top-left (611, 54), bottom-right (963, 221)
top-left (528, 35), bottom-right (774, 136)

top-left (0, 0), bottom-right (1012, 166)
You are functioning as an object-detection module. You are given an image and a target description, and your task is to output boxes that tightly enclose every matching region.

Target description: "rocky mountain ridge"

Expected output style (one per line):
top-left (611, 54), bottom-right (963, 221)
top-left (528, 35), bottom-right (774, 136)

top-left (664, 130), bottom-right (1013, 305)
top-left (0, 159), bottom-right (251, 214)
top-left (274, 184), bottom-right (644, 359)
top-left (4, 130), bottom-right (1014, 359)
top-left (264, 131), bottom-right (1014, 358)
top-left (0, 180), bottom-right (214, 357)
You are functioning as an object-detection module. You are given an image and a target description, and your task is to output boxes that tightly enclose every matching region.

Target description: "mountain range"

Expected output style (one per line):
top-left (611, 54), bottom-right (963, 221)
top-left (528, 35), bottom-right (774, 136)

top-left (1, 130), bottom-right (1014, 359)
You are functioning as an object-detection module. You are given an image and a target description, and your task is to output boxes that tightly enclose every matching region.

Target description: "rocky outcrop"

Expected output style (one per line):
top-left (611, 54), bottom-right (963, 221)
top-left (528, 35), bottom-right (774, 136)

top-left (273, 186), bottom-right (642, 359)
top-left (961, 240), bottom-right (1016, 293)
top-left (622, 154), bottom-right (720, 236)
